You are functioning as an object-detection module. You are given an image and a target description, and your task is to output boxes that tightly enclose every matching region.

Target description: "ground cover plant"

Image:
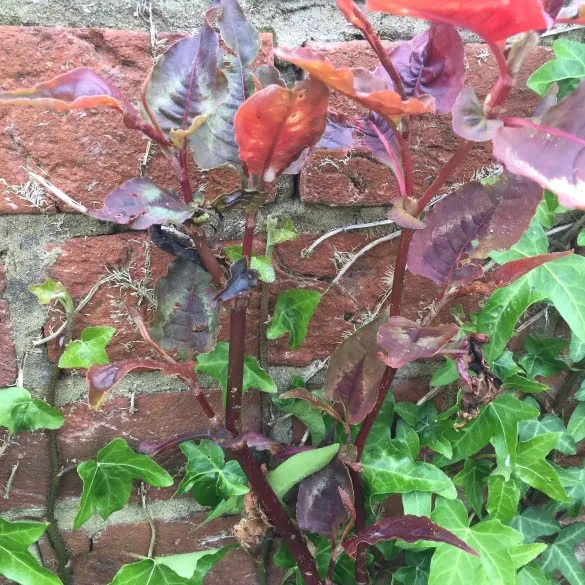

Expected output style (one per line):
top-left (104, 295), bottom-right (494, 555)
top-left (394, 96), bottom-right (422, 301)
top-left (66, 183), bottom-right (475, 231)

top-left (2, 0), bottom-right (585, 584)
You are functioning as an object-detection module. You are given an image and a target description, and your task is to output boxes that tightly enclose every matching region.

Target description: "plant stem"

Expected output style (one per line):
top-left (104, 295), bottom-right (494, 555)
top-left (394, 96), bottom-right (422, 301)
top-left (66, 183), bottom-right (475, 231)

top-left (233, 447), bottom-right (323, 585)
top-left (184, 224), bottom-right (226, 287)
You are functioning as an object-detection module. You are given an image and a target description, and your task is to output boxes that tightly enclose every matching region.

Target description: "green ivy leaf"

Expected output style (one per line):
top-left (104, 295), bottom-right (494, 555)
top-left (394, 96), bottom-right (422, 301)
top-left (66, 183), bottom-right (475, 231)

top-left (0, 519), bottom-right (62, 585)
top-left (58, 326), bottom-right (115, 369)
top-left (550, 465), bottom-right (585, 516)
top-left (519, 336), bottom-right (569, 379)
top-left (177, 440), bottom-right (249, 507)
top-left (519, 415), bottom-right (577, 455)
top-left (195, 341), bottom-right (277, 403)
top-left (109, 546), bottom-right (235, 585)
top-left (273, 397), bottom-right (326, 446)
top-left (518, 564), bottom-right (555, 585)
top-left (430, 359), bottom-right (459, 387)
top-left (28, 278), bottom-right (73, 314)
top-left (0, 387), bottom-right (64, 433)
top-left (535, 191), bottom-right (563, 230)
top-left (267, 216), bottom-right (298, 247)
top-left (491, 221), bottom-right (548, 264)
top-left (503, 375), bottom-right (549, 394)
top-left (266, 289), bottom-right (321, 350)
top-left (402, 491), bottom-right (432, 517)
top-left (511, 507), bottom-right (560, 544)
top-left (570, 335), bottom-right (585, 363)
top-left (568, 403), bottom-right (585, 443)
top-left (74, 438), bottom-right (173, 529)
top-left (578, 229), bottom-right (585, 247)
top-left (393, 551), bottom-right (431, 585)
top-left (540, 523), bottom-right (585, 585)
top-left (486, 475), bottom-right (521, 524)
top-left (267, 443), bottom-right (340, 499)
top-left (575, 380), bottom-right (585, 401)
top-left (224, 245), bottom-right (276, 283)
top-left (453, 459), bottom-right (493, 518)
top-left (509, 543), bottom-right (547, 569)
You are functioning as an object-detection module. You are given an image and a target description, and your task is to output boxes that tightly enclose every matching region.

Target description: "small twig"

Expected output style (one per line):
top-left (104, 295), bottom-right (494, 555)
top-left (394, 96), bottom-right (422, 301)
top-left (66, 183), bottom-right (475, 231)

top-left (129, 391), bottom-right (137, 415)
top-left (140, 483), bottom-right (156, 558)
top-left (28, 172), bottom-right (89, 214)
top-left (127, 306), bottom-right (176, 364)
top-left (0, 432), bottom-right (13, 459)
top-left (57, 464), bottom-right (78, 478)
top-left (417, 385), bottom-right (447, 407)
top-left (517, 308), bottom-right (548, 333)
top-left (546, 223), bottom-right (576, 237)
top-left (3, 462), bottom-right (19, 499)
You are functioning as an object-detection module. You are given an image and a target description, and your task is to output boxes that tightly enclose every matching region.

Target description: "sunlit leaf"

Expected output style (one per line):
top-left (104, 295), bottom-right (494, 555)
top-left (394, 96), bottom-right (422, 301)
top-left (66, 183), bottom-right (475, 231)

top-left (0, 387), bottom-right (63, 433)
top-left (486, 475), bottom-right (521, 524)
top-left (29, 278), bottom-right (73, 313)
top-left (58, 326), bottom-right (115, 369)
top-left (519, 415), bottom-right (577, 455)
top-left (273, 396), bottom-right (326, 445)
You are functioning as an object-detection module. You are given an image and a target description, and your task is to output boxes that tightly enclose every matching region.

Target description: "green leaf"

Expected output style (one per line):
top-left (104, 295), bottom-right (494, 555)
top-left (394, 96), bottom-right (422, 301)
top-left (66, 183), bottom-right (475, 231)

top-left (515, 434), bottom-right (569, 502)
top-left (503, 374), bottom-right (549, 394)
top-left (110, 546), bottom-right (235, 585)
top-left (267, 443), bottom-right (339, 500)
top-left (74, 438), bottom-right (173, 529)
top-left (58, 326), bottom-right (115, 369)
top-left (177, 440), bottom-right (249, 507)
top-left (550, 465), bottom-right (585, 516)
top-left (430, 359), bottom-right (459, 387)
top-left (195, 341), bottom-right (276, 403)
top-left (486, 475), bottom-right (521, 524)
top-left (267, 216), bottom-right (298, 248)
top-left (0, 387), bottom-right (64, 433)
top-left (519, 564), bottom-right (555, 585)
top-left (266, 289), bottom-right (321, 350)
top-left (28, 278), bottom-right (73, 314)
top-left (527, 40), bottom-right (585, 97)
top-left (540, 523), bottom-right (585, 585)
top-left (492, 351), bottom-right (523, 379)
top-left (453, 459), bottom-right (492, 518)
top-left (429, 498), bottom-right (525, 585)
top-left (519, 415), bottom-right (577, 455)
top-left (224, 245), bottom-right (276, 283)
top-left (519, 336), bottom-right (569, 379)
top-left (491, 220), bottom-right (548, 264)
top-left (570, 335), bottom-right (585, 363)
top-left (535, 191), bottom-right (563, 229)
top-left (402, 491), bottom-right (432, 517)
top-left (568, 403), bottom-right (585, 443)
top-left (509, 543), bottom-right (547, 569)
top-left (0, 519), bottom-right (62, 585)
top-left (578, 229), bottom-right (585, 247)
top-left (273, 397), bottom-right (325, 446)
top-left (511, 507), bottom-right (560, 544)
top-left (575, 380), bottom-right (585, 401)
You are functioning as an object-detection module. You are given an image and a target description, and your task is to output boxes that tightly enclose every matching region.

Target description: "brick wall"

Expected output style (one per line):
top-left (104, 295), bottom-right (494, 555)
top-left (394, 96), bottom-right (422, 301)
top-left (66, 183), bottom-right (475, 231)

top-left (0, 23), bottom-right (554, 585)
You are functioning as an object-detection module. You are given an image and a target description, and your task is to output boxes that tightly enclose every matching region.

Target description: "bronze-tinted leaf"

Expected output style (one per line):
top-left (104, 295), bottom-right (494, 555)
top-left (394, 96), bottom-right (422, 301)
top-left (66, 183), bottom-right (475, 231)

top-left (382, 24), bottom-right (465, 115)
top-left (213, 258), bottom-right (259, 305)
top-left (492, 251), bottom-right (574, 287)
top-left (150, 258), bottom-right (220, 359)
top-left (234, 77), bottom-right (329, 182)
top-left (344, 515), bottom-right (478, 557)
top-left (280, 388), bottom-right (346, 426)
top-left (492, 81), bottom-right (585, 210)
top-left (296, 458), bottom-right (354, 537)
top-left (324, 312), bottom-right (388, 425)
top-left (452, 87), bottom-right (503, 142)
top-left (142, 20), bottom-right (228, 144)
top-left (88, 178), bottom-right (194, 229)
top-left (377, 317), bottom-right (459, 369)
top-left (407, 173), bottom-right (543, 288)
top-left (275, 47), bottom-right (435, 118)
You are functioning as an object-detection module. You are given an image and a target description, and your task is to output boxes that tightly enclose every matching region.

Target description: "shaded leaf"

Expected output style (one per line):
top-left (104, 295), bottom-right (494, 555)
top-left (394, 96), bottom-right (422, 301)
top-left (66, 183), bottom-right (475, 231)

top-left (275, 46), bottom-right (435, 119)
top-left (519, 415), bottom-right (577, 455)
top-left (511, 507), bottom-right (560, 543)
top-left (453, 459), bottom-right (492, 518)
top-left (74, 438), bottom-right (173, 529)
top-left (149, 225), bottom-right (202, 264)
top-left (377, 317), bottom-right (459, 368)
top-left (266, 289), bottom-right (321, 350)
top-left (58, 326), bottom-right (115, 369)
top-left (540, 523), bottom-right (585, 585)
top-left (567, 402), bottom-right (585, 442)
top-left (150, 258), bottom-right (219, 358)
top-left (519, 336), bottom-right (570, 379)
top-left (215, 0), bottom-right (260, 67)
top-left (88, 178), bottom-right (194, 230)
top-left (279, 388), bottom-right (345, 426)
top-left (273, 397), bottom-right (326, 446)
top-left (324, 312), bottom-right (387, 425)
top-left (224, 245), bottom-right (274, 283)
top-left (213, 258), bottom-right (259, 305)
top-left (492, 251), bottom-right (573, 287)
top-left (210, 189), bottom-right (266, 215)
top-left (430, 359), bottom-right (459, 387)
top-left (388, 198), bottom-right (426, 229)
top-left (0, 387), bottom-right (64, 433)
top-left (519, 564), bottom-right (555, 585)
top-left (235, 77), bottom-right (329, 182)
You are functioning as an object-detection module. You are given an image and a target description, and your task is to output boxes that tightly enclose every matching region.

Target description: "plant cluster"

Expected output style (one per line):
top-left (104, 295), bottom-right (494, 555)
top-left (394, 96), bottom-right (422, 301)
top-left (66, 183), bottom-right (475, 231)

top-left (2, 0), bottom-right (585, 584)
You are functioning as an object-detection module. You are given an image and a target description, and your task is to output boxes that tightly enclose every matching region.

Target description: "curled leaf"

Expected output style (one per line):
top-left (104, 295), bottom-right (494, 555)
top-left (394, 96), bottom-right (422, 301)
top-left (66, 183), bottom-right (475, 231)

top-left (377, 317), bottom-right (459, 369)
top-left (149, 225), bottom-right (202, 264)
top-left (452, 88), bottom-right (503, 142)
top-left (210, 189), bottom-right (267, 214)
top-left (213, 258), bottom-right (259, 305)
top-left (276, 47), bottom-right (435, 119)
top-left (388, 197), bottom-right (425, 229)
top-left (492, 251), bottom-right (574, 288)
top-left (279, 388), bottom-right (346, 427)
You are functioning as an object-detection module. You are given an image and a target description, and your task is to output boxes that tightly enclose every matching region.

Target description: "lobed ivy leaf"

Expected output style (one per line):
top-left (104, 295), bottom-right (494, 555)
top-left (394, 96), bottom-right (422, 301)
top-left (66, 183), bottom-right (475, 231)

top-left (267, 216), bottom-right (298, 246)
top-left (88, 178), bottom-right (194, 230)
top-left (510, 544), bottom-right (548, 570)
top-left (567, 402), bottom-right (585, 443)
top-left (549, 464), bottom-right (585, 517)
top-left (74, 438), bottom-right (173, 529)
top-left (195, 341), bottom-right (276, 404)
top-left (511, 507), bottom-right (560, 544)
top-left (266, 289), bottom-right (321, 351)
top-left (519, 415), bottom-right (577, 455)
top-left (58, 326), bottom-right (115, 369)
top-left (0, 519), bottom-right (62, 585)
top-left (402, 491), bottom-right (433, 517)
top-left (0, 387), bottom-right (64, 433)
top-left (273, 396), bottom-right (326, 446)
top-left (453, 460), bottom-right (493, 518)
top-left (486, 475), bottom-right (522, 524)
top-left (575, 380), bottom-right (585, 401)
top-left (224, 246), bottom-right (275, 283)
top-left (540, 523), bottom-right (585, 585)
top-left (28, 278), bottom-right (73, 313)
top-left (519, 336), bottom-right (570, 379)
top-left (279, 388), bottom-right (345, 427)
top-left (519, 564), bottom-right (555, 585)
top-left (430, 359), bottom-right (459, 387)
top-left (324, 312), bottom-right (387, 425)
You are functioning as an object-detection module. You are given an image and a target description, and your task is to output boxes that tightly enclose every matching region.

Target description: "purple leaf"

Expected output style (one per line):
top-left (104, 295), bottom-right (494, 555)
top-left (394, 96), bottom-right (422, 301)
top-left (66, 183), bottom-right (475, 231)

top-left (142, 20), bottom-right (228, 145)
top-left (213, 258), bottom-right (259, 305)
top-left (88, 178), bottom-right (194, 230)
top-left (408, 173), bottom-right (542, 288)
top-left (379, 23), bottom-right (465, 115)
top-left (324, 312), bottom-right (388, 425)
top-left (296, 458), bottom-right (354, 537)
top-left (316, 112), bottom-right (360, 150)
top-left (344, 515), bottom-right (478, 558)
top-left (452, 87), bottom-right (503, 142)
top-left (492, 80), bottom-right (585, 210)
top-left (377, 317), bottom-right (459, 368)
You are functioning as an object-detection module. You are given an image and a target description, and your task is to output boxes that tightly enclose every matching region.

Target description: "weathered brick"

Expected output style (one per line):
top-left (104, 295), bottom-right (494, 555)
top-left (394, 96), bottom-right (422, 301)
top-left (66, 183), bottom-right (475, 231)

top-left (0, 263), bottom-right (17, 386)
top-left (0, 26), bottom-right (274, 215)
top-left (299, 42), bottom-right (552, 206)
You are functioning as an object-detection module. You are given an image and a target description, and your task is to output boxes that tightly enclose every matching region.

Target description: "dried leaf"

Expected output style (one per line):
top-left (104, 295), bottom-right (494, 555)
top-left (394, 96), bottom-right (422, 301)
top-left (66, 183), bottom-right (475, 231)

top-left (324, 312), bottom-right (388, 425)
top-left (452, 87), bottom-right (503, 142)
top-left (213, 258), bottom-right (259, 305)
top-left (275, 47), bottom-right (435, 118)
top-left (377, 317), bottom-right (459, 369)
top-left (492, 251), bottom-right (574, 287)
top-left (235, 77), bottom-right (329, 182)
top-left (408, 173), bottom-right (543, 288)
top-left (149, 225), bottom-right (202, 264)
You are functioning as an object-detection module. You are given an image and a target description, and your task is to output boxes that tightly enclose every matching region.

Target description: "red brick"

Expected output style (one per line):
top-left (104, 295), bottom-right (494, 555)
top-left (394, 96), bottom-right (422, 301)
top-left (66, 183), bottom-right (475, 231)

top-left (299, 42), bottom-right (552, 206)
top-left (0, 27), bottom-right (273, 215)
top-left (0, 263), bottom-right (17, 386)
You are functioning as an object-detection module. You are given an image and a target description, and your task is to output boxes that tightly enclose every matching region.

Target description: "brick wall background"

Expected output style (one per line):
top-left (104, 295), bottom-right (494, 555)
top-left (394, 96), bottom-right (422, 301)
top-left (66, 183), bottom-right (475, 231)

top-left (1, 4), bottom-right (584, 585)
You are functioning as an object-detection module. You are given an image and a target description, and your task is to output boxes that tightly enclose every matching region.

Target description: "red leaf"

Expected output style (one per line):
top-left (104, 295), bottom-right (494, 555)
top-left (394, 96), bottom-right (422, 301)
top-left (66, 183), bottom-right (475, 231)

top-left (344, 515), bottom-right (478, 557)
top-left (365, 0), bottom-right (550, 43)
top-left (492, 251), bottom-right (574, 287)
top-left (324, 312), bottom-right (388, 425)
top-left (234, 77), bottom-right (329, 182)
top-left (88, 178), bottom-right (194, 230)
top-left (377, 317), bottom-right (459, 368)
top-left (87, 360), bottom-right (194, 409)
top-left (408, 173), bottom-right (543, 288)
top-left (275, 47), bottom-right (435, 119)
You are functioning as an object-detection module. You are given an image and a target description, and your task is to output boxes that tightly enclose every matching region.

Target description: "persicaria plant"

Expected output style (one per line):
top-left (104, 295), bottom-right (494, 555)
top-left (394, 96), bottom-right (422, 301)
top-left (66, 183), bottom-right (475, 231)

top-left (2, 0), bottom-right (585, 584)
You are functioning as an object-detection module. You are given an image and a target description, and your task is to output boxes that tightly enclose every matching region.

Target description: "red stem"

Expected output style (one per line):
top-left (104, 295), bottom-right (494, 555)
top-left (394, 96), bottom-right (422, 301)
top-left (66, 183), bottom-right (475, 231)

top-left (184, 224), bottom-right (226, 287)
top-left (225, 303), bottom-right (247, 435)
top-left (502, 117), bottom-right (585, 148)
top-left (178, 147), bottom-right (193, 204)
top-left (555, 18), bottom-right (585, 24)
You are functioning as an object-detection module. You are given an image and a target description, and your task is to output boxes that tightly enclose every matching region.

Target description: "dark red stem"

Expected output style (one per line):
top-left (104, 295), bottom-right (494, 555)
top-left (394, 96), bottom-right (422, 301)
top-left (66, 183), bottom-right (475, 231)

top-left (225, 303), bottom-right (247, 435)
top-left (184, 224), bottom-right (226, 287)
top-left (178, 147), bottom-right (193, 203)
